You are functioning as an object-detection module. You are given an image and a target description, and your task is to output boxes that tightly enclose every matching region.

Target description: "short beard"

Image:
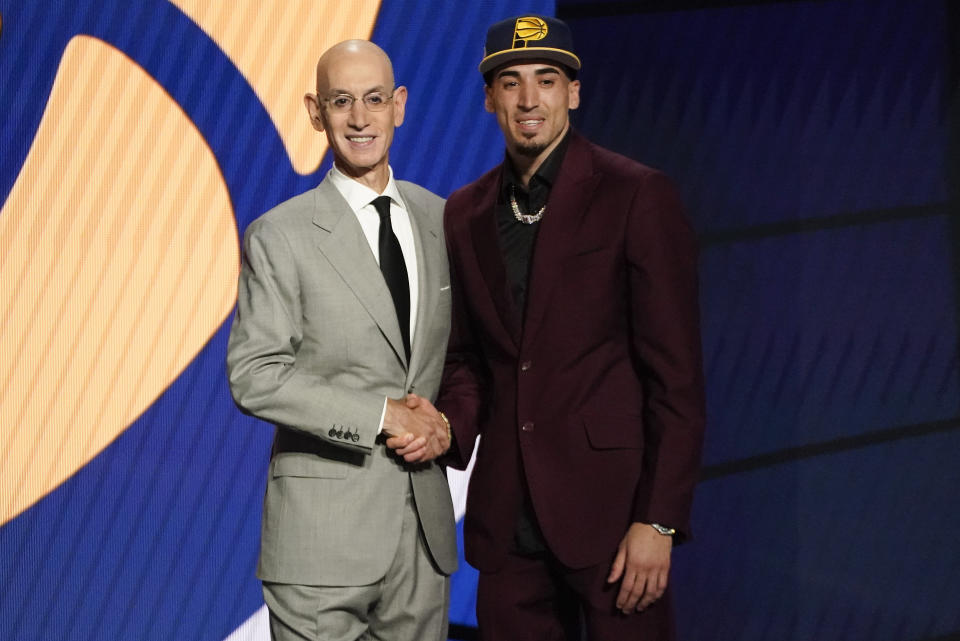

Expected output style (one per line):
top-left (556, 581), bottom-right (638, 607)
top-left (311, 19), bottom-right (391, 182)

top-left (514, 140), bottom-right (549, 157)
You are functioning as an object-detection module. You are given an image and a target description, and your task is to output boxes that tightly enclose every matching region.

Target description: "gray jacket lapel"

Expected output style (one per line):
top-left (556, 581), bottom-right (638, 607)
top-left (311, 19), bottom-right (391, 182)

top-left (400, 182), bottom-right (441, 383)
top-left (311, 177), bottom-right (407, 366)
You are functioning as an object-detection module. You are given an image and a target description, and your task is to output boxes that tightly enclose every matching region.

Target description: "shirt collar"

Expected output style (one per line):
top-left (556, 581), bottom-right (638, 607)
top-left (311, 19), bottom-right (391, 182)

top-left (502, 128), bottom-right (572, 195)
top-left (327, 164), bottom-right (405, 213)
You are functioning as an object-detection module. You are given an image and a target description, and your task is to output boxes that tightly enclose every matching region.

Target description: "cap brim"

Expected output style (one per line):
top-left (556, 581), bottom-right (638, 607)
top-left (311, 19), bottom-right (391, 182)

top-left (478, 47), bottom-right (581, 74)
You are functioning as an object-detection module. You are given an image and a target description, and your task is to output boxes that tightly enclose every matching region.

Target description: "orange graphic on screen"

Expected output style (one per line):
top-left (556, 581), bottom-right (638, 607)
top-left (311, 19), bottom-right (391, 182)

top-left (0, 36), bottom-right (239, 524)
top-left (171, 0), bottom-right (382, 175)
top-left (0, 2), bottom-right (383, 525)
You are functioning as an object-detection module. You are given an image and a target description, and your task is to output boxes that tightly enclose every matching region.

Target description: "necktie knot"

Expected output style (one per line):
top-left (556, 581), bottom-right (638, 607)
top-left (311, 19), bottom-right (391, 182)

top-left (372, 196), bottom-right (392, 222)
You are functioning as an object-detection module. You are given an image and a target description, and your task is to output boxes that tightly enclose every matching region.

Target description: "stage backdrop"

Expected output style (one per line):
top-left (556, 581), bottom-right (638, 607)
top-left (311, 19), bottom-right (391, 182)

top-left (563, 1), bottom-right (959, 640)
top-left (2, 1), bottom-right (957, 641)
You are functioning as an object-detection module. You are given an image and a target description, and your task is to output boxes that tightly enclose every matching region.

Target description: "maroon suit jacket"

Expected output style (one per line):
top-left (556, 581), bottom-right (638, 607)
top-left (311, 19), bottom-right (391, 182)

top-left (438, 131), bottom-right (705, 572)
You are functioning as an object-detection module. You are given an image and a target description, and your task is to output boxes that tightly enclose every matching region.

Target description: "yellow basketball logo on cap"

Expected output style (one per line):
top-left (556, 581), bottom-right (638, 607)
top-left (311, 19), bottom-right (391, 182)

top-left (513, 16), bottom-right (548, 48)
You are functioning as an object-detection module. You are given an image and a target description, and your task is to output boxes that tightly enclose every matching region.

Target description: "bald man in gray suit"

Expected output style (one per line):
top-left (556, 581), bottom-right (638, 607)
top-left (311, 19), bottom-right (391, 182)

top-left (227, 40), bottom-right (456, 641)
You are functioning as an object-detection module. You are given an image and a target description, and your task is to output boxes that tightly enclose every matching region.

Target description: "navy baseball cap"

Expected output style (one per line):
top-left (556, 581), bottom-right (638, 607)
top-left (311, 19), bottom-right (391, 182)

top-left (479, 15), bottom-right (581, 75)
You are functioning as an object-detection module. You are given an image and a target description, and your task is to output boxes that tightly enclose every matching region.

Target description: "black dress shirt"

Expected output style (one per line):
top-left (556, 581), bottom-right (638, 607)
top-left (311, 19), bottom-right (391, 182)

top-left (496, 131), bottom-right (571, 319)
top-left (495, 131), bottom-right (571, 554)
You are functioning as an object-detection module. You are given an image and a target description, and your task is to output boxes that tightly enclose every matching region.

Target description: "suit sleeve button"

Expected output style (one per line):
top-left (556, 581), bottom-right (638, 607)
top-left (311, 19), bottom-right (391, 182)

top-left (521, 421), bottom-right (534, 432)
top-left (520, 360), bottom-right (532, 371)
top-left (328, 427), bottom-right (338, 438)
top-left (352, 432), bottom-right (360, 442)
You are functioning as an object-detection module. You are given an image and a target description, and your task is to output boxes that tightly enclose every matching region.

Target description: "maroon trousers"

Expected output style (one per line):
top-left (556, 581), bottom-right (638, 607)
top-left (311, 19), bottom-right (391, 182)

top-left (476, 548), bottom-right (676, 641)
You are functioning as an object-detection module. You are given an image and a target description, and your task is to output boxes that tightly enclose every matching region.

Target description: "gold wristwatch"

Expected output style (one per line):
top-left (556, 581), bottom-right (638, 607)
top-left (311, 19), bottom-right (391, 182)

top-left (438, 411), bottom-right (452, 442)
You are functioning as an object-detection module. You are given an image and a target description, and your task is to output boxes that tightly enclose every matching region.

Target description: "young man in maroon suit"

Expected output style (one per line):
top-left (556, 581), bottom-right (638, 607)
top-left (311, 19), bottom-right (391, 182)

top-left (415, 14), bottom-right (706, 640)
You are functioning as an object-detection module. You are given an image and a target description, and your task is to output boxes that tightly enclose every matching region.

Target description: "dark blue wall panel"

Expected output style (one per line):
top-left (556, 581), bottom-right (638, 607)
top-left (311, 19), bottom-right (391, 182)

top-left (565, 1), bottom-right (959, 639)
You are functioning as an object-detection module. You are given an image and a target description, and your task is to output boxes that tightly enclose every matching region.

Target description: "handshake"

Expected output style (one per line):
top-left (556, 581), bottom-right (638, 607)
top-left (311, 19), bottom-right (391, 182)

top-left (382, 394), bottom-right (450, 463)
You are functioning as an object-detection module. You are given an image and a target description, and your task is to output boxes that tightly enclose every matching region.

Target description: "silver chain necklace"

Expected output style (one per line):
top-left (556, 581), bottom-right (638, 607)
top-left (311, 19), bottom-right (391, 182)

top-left (509, 185), bottom-right (545, 224)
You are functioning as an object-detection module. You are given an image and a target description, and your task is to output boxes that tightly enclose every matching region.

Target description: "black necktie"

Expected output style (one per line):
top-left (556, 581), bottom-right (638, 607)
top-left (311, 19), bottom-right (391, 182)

top-left (371, 196), bottom-right (410, 360)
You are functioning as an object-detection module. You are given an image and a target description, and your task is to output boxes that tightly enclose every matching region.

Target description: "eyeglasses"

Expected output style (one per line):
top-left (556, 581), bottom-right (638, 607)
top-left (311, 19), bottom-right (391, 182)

top-left (321, 91), bottom-right (394, 113)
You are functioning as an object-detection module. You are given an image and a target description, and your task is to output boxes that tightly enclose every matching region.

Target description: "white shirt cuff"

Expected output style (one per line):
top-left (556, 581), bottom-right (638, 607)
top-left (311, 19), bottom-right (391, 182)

top-left (377, 396), bottom-right (388, 434)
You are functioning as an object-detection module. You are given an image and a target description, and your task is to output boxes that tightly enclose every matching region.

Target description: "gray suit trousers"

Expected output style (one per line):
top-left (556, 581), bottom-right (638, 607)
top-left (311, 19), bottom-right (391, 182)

top-left (262, 485), bottom-right (450, 641)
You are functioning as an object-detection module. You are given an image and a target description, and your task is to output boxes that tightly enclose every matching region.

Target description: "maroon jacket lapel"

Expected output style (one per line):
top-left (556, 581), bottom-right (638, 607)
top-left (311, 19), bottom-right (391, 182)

top-left (523, 132), bottom-right (601, 345)
top-left (464, 169), bottom-right (522, 350)
top-left (453, 132), bottom-right (601, 352)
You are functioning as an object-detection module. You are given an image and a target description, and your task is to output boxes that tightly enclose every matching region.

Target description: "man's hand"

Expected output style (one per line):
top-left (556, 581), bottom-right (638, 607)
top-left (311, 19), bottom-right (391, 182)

top-left (606, 522), bottom-right (672, 614)
top-left (382, 394), bottom-right (450, 463)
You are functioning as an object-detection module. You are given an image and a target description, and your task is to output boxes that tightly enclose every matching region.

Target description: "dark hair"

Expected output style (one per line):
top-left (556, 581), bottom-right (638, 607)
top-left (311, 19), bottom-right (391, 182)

top-left (483, 63), bottom-right (578, 87)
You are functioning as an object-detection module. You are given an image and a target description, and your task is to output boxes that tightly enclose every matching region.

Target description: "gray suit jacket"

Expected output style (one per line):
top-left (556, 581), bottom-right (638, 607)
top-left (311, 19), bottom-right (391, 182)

top-left (227, 174), bottom-right (457, 585)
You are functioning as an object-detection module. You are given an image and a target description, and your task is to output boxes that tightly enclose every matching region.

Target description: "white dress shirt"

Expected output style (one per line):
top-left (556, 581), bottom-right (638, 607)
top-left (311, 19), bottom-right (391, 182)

top-left (327, 165), bottom-right (419, 432)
